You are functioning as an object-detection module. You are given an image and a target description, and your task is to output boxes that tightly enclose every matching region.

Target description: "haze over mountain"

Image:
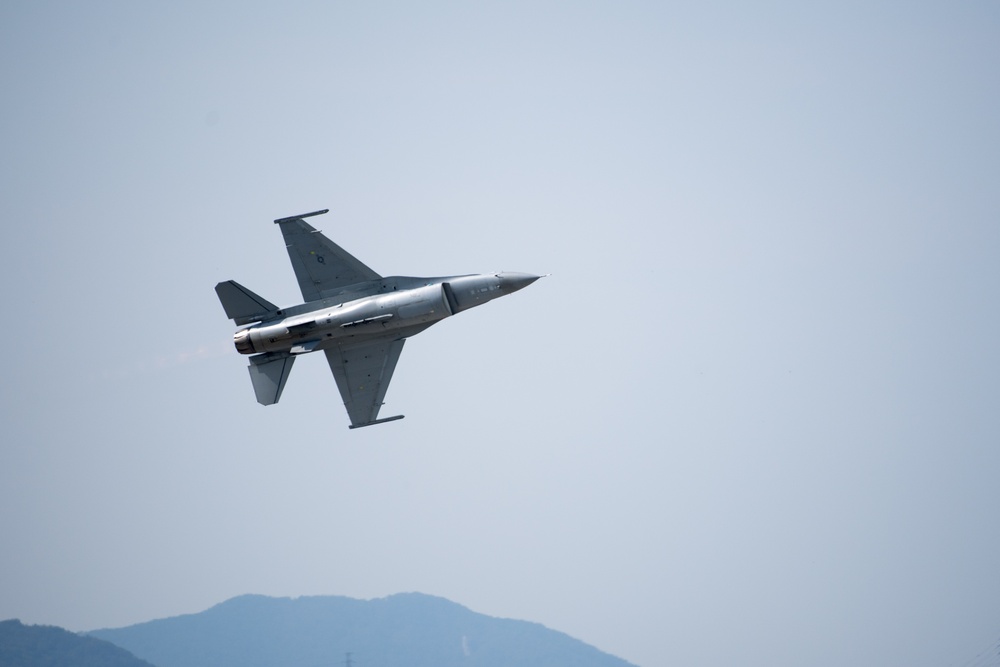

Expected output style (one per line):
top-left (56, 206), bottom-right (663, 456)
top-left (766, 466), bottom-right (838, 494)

top-left (88, 593), bottom-right (637, 667)
top-left (0, 619), bottom-right (155, 667)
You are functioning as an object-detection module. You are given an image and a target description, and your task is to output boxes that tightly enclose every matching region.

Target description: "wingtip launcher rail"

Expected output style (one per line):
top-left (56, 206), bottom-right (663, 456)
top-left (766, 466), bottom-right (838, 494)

top-left (274, 209), bottom-right (330, 224)
top-left (348, 415), bottom-right (406, 430)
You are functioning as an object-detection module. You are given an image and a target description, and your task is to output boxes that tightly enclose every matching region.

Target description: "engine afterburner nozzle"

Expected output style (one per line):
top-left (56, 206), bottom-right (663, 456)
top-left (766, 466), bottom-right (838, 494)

top-left (233, 328), bottom-right (256, 355)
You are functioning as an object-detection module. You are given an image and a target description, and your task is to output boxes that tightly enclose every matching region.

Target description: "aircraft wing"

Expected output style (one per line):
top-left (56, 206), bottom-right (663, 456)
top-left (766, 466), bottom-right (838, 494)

top-left (274, 210), bottom-right (382, 302)
top-left (325, 338), bottom-right (405, 429)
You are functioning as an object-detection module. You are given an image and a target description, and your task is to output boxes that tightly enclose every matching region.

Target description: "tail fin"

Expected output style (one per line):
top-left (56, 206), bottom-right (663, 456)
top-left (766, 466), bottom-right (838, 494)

top-left (215, 280), bottom-right (279, 325)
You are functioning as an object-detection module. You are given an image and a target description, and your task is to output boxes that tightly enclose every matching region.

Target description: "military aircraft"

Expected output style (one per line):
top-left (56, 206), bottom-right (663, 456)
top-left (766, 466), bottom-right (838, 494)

top-left (215, 209), bottom-right (541, 429)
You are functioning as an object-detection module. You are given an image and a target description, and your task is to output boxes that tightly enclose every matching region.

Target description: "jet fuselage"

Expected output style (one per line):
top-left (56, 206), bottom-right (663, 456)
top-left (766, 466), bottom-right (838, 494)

top-left (232, 272), bottom-right (537, 357)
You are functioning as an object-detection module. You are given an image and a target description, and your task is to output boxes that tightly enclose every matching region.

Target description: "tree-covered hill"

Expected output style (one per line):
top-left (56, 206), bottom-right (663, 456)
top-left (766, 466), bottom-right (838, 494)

top-left (0, 619), bottom-right (156, 667)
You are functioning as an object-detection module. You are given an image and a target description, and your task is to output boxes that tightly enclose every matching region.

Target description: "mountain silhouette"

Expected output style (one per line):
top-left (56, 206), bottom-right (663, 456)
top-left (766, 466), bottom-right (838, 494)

top-left (88, 593), bottom-right (637, 667)
top-left (0, 618), bottom-right (155, 667)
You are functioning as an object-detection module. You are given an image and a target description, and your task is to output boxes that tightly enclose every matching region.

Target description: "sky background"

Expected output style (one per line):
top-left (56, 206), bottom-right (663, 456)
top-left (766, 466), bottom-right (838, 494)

top-left (2, 2), bottom-right (999, 666)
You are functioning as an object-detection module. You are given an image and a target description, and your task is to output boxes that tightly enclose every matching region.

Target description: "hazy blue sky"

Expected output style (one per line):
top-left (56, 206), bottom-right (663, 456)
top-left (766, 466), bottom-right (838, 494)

top-left (2, 3), bottom-right (999, 666)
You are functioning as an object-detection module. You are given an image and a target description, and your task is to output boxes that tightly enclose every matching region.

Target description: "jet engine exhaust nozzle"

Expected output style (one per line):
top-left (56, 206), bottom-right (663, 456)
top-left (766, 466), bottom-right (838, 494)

top-left (233, 329), bottom-right (256, 355)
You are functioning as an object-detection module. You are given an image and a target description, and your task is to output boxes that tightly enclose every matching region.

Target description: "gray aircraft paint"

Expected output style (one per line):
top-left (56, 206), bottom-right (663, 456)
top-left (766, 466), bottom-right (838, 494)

top-left (215, 209), bottom-right (540, 428)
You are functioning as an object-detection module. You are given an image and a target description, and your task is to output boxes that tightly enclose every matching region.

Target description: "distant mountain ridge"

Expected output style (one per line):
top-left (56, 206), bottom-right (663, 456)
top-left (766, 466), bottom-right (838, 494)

top-left (88, 592), bottom-right (638, 667)
top-left (0, 619), bottom-right (155, 667)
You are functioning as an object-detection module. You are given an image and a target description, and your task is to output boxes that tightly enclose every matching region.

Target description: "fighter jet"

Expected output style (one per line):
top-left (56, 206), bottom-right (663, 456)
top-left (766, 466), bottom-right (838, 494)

top-left (215, 209), bottom-right (541, 429)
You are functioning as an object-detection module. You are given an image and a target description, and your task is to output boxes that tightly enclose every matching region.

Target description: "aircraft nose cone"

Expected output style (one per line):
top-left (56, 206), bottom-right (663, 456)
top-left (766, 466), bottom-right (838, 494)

top-left (499, 272), bottom-right (541, 293)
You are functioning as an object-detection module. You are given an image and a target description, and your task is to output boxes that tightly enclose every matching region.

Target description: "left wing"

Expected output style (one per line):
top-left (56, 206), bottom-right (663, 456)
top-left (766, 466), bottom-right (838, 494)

top-left (325, 338), bottom-right (405, 429)
top-left (274, 209), bottom-right (382, 302)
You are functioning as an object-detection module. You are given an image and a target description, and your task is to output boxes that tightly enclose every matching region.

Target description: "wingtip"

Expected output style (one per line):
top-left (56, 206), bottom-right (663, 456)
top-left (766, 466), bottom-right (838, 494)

top-left (348, 415), bottom-right (405, 430)
top-left (274, 208), bottom-right (329, 224)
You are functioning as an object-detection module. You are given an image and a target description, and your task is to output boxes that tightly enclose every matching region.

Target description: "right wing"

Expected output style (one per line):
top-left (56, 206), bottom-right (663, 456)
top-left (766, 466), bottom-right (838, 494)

top-left (325, 338), bottom-right (406, 429)
top-left (274, 209), bottom-right (381, 302)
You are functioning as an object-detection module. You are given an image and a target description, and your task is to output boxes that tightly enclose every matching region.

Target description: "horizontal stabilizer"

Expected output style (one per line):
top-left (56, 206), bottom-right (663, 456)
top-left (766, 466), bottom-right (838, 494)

top-left (215, 280), bottom-right (279, 325)
top-left (248, 354), bottom-right (295, 405)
